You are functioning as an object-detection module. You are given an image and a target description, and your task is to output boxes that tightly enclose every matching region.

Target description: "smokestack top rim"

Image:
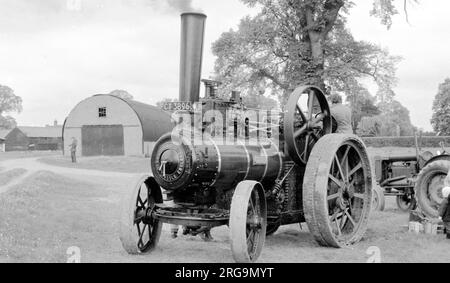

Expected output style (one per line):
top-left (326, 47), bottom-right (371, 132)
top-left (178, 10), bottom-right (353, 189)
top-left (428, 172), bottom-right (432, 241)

top-left (180, 12), bottom-right (207, 18)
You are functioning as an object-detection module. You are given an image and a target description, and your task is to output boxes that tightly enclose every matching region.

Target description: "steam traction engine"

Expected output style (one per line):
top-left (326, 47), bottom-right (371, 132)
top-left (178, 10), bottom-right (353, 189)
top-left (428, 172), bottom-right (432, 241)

top-left (119, 13), bottom-right (373, 263)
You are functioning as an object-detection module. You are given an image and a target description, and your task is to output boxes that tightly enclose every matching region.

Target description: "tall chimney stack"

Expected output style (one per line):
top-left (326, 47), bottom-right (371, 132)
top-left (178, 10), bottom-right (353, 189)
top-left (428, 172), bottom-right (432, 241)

top-left (179, 13), bottom-right (207, 103)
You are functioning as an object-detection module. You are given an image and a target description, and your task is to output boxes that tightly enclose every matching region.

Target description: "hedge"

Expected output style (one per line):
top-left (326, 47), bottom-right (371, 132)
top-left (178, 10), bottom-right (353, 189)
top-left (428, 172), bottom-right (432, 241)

top-left (361, 136), bottom-right (450, 148)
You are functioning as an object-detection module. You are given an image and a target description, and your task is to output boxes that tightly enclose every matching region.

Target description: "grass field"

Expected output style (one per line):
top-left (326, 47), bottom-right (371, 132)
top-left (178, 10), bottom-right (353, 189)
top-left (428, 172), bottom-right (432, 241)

top-left (0, 170), bottom-right (448, 263)
top-left (0, 169), bottom-right (27, 186)
top-left (0, 171), bottom-right (116, 263)
top-left (38, 155), bottom-right (150, 173)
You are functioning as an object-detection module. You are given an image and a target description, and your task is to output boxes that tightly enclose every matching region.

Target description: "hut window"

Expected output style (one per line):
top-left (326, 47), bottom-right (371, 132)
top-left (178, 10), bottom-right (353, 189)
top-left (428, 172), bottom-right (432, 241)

top-left (98, 107), bottom-right (107, 118)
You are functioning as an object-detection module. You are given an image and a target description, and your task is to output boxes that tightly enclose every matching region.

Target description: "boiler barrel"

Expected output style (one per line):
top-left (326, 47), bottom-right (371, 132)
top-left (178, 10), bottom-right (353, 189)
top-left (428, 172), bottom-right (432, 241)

top-left (151, 134), bottom-right (283, 191)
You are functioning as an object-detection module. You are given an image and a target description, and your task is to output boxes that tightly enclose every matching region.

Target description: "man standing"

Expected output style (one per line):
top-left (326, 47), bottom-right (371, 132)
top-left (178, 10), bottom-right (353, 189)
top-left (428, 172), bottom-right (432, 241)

top-left (330, 94), bottom-right (353, 134)
top-left (70, 137), bottom-right (78, 163)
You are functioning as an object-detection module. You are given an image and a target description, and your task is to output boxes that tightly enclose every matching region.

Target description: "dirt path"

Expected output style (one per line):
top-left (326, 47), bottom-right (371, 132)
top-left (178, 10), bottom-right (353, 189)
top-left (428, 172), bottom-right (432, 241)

top-left (0, 158), bottom-right (140, 194)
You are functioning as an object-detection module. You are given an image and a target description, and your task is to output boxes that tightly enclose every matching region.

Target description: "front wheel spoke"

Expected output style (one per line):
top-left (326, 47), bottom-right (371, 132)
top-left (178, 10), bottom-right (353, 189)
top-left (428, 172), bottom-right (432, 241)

top-left (335, 217), bottom-right (342, 235)
top-left (247, 229), bottom-right (255, 246)
top-left (139, 224), bottom-right (148, 242)
top-left (249, 196), bottom-right (257, 216)
top-left (137, 195), bottom-right (146, 207)
top-left (340, 209), bottom-right (349, 229)
top-left (345, 210), bottom-right (357, 227)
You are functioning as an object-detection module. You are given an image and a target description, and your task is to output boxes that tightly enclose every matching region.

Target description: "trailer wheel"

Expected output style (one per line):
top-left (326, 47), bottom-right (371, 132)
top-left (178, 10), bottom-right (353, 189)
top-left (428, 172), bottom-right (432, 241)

top-left (372, 184), bottom-right (385, 212)
top-left (230, 181), bottom-right (267, 263)
top-left (415, 161), bottom-right (450, 218)
top-left (120, 175), bottom-right (163, 255)
top-left (303, 134), bottom-right (372, 248)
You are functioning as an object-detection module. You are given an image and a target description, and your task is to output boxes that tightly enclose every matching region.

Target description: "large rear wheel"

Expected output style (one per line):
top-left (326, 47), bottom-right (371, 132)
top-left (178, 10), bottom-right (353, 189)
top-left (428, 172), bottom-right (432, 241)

top-left (303, 134), bottom-right (372, 247)
top-left (230, 181), bottom-right (267, 263)
top-left (415, 161), bottom-right (450, 218)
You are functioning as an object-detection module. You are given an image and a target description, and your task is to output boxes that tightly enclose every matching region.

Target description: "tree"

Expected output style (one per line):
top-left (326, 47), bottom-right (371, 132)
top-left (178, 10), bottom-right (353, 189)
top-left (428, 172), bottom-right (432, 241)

top-left (242, 92), bottom-right (279, 110)
top-left (377, 99), bottom-right (415, 136)
top-left (109, 90), bottom-right (134, 100)
top-left (345, 86), bottom-right (380, 132)
top-left (356, 116), bottom-right (381, 137)
top-left (0, 85), bottom-right (22, 129)
top-left (212, 0), bottom-right (405, 105)
top-left (431, 78), bottom-right (450, 135)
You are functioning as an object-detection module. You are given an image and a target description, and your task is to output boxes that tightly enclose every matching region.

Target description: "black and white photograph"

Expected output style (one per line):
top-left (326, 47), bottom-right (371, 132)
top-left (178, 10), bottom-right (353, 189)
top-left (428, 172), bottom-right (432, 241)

top-left (0, 0), bottom-right (449, 269)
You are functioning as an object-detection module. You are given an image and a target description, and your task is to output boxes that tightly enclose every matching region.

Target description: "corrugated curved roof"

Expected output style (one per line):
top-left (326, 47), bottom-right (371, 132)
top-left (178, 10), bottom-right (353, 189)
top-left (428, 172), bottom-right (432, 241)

top-left (94, 94), bottom-right (174, 142)
top-left (124, 99), bottom-right (174, 142)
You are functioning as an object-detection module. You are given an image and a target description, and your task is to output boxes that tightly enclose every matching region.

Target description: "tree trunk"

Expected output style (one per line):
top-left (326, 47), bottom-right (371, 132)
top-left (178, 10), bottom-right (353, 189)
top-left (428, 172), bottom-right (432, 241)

top-left (308, 32), bottom-right (326, 92)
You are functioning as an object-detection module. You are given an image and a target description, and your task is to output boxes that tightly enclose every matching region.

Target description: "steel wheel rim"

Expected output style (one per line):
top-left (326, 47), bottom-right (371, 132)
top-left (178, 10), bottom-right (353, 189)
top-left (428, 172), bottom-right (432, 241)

top-left (134, 183), bottom-right (158, 253)
top-left (326, 141), bottom-right (370, 242)
top-left (284, 86), bottom-right (332, 166)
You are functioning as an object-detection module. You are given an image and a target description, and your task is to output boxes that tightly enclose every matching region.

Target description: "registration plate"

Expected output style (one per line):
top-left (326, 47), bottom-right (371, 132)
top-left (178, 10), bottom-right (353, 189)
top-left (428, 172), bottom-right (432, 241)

top-left (161, 102), bottom-right (193, 112)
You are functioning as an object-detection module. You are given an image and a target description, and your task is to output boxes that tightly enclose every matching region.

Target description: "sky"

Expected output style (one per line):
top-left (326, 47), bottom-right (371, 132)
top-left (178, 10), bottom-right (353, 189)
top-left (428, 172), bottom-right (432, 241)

top-left (0, 0), bottom-right (449, 131)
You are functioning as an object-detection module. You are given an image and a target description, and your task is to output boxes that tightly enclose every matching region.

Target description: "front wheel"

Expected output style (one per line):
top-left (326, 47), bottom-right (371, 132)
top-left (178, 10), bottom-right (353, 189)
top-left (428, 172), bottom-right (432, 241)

top-left (230, 181), bottom-right (267, 263)
top-left (372, 184), bottom-right (385, 212)
top-left (119, 175), bottom-right (163, 255)
top-left (303, 134), bottom-right (372, 248)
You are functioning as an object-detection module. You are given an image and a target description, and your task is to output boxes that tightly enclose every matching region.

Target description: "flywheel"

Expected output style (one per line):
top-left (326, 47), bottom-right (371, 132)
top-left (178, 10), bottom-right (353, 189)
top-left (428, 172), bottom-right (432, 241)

top-left (284, 85), bottom-right (332, 166)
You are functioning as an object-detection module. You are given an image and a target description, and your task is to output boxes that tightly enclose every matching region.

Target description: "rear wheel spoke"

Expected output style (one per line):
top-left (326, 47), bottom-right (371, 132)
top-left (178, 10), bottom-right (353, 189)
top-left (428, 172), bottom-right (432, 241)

top-left (327, 193), bottom-right (340, 201)
top-left (349, 162), bottom-right (362, 177)
top-left (353, 193), bottom-right (365, 200)
top-left (335, 155), bottom-right (346, 182)
top-left (329, 174), bottom-right (342, 187)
